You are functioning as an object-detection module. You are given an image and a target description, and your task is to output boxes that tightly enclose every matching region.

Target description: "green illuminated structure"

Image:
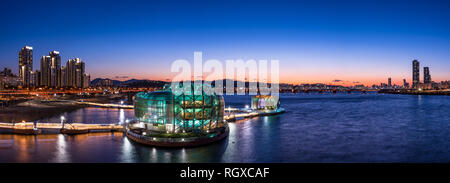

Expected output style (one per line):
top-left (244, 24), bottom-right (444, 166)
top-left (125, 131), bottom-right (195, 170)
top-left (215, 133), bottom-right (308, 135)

top-left (134, 84), bottom-right (225, 133)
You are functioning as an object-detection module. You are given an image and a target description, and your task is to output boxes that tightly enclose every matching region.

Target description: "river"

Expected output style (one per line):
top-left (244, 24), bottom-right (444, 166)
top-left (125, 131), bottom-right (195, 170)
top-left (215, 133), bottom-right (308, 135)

top-left (1, 93), bottom-right (449, 162)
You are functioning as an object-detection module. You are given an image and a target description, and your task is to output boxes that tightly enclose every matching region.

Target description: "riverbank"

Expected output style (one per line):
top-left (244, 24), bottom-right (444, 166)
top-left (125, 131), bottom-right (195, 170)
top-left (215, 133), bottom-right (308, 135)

top-left (0, 100), bottom-right (84, 122)
top-left (379, 89), bottom-right (450, 95)
top-left (0, 94), bottom-right (131, 122)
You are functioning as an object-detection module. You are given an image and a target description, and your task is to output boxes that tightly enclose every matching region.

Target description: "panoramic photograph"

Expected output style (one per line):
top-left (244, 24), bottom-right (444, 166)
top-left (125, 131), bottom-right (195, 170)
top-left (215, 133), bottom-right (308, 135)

top-left (1, 0), bottom-right (450, 177)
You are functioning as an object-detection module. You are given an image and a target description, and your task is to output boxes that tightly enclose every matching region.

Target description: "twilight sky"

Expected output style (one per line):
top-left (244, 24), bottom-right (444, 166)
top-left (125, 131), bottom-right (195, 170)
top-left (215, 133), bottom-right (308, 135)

top-left (1, 0), bottom-right (449, 86)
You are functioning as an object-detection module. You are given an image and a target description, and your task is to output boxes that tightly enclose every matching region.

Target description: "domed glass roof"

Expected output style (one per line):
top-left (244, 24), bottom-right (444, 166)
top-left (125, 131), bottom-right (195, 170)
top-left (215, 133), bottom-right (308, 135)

top-left (135, 91), bottom-right (173, 102)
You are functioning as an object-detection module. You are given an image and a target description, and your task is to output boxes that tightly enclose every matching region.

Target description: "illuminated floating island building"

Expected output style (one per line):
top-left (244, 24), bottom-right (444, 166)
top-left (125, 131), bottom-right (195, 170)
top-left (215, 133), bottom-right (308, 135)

top-left (251, 95), bottom-right (285, 114)
top-left (224, 95), bottom-right (285, 122)
top-left (125, 84), bottom-right (229, 147)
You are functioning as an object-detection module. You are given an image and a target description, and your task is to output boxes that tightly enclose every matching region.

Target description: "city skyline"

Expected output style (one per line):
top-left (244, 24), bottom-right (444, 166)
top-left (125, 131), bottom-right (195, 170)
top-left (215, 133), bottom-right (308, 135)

top-left (3, 45), bottom-right (448, 88)
top-left (1, 0), bottom-right (450, 86)
top-left (12, 45), bottom-right (90, 88)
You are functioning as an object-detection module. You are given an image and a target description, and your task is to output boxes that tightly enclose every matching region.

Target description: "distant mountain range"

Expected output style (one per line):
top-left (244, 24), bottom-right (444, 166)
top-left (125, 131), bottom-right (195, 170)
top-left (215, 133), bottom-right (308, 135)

top-left (90, 78), bottom-right (168, 87)
top-left (90, 78), bottom-right (285, 88)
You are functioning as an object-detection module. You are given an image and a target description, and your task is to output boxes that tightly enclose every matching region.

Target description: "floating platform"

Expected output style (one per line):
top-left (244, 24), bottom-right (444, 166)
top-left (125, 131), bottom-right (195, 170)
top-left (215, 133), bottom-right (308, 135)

top-left (225, 108), bottom-right (285, 122)
top-left (125, 126), bottom-right (229, 148)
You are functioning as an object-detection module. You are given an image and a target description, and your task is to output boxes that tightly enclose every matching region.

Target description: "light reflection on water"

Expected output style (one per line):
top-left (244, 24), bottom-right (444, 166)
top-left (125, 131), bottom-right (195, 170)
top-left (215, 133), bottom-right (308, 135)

top-left (53, 135), bottom-right (70, 163)
top-left (0, 93), bottom-right (450, 162)
top-left (40, 108), bottom-right (135, 124)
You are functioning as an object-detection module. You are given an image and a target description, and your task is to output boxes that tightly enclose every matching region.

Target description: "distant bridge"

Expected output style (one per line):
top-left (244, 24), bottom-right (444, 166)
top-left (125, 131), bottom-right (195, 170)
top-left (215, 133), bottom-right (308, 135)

top-left (287, 89), bottom-right (378, 93)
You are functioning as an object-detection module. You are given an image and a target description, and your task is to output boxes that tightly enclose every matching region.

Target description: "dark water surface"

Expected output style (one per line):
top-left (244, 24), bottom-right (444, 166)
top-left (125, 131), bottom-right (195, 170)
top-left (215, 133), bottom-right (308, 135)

top-left (1, 93), bottom-right (449, 162)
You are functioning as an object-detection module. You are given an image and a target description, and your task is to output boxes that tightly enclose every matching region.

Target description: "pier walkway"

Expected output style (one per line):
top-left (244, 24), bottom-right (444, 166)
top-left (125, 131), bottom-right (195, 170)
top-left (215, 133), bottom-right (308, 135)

top-left (224, 108), bottom-right (285, 121)
top-left (77, 101), bottom-right (134, 109)
top-left (0, 122), bottom-right (124, 135)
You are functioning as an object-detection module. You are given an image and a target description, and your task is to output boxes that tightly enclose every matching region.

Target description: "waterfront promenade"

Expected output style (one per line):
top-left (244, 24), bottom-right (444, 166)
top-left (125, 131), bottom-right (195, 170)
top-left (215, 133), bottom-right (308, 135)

top-left (0, 122), bottom-right (124, 134)
top-left (379, 89), bottom-right (450, 95)
top-left (77, 101), bottom-right (134, 109)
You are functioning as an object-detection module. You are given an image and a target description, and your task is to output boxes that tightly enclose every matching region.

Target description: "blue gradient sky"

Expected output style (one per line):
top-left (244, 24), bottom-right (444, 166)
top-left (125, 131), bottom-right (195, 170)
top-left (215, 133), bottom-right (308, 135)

top-left (1, 0), bottom-right (449, 85)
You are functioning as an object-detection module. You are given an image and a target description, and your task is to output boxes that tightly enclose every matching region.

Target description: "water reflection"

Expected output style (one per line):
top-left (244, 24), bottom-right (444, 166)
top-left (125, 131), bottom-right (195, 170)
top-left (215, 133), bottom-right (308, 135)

top-left (1, 94), bottom-right (450, 162)
top-left (41, 107), bottom-right (134, 124)
top-left (119, 137), bottom-right (135, 163)
top-left (119, 109), bottom-right (125, 123)
top-left (53, 135), bottom-right (70, 163)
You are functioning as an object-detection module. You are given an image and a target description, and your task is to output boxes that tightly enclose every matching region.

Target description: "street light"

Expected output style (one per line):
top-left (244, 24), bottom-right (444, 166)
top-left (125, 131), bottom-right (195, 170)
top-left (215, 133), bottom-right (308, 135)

top-left (60, 116), bottom-right (65, 127)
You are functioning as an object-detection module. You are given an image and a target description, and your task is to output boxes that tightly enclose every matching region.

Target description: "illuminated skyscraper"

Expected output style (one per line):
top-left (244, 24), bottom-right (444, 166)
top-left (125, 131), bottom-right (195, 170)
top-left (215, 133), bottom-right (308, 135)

top-left (388, 77), bottom-right (392, 87)
top-left (66, 58), bottom-right (86, 88)
top-left (18, 46), bottom-right (33, 87)
top-left (66, 59), bottom-right (75, 87)
top-left (49, 51), bottom-right (61, 87)
top-left (75, 59), bottom-right (85, 88)
top-left (83, 74), bottom-right (90, 88)
top-left (412, 60), bottom-right (420, 89)
top-left (60, 66), bottom-right (67, 87)
top-left (403, 79), bottom-right (409, 88)
top-left (40, 56), bottom-right (51, 86)
top-left (424, 67), bottom-right (431, 84)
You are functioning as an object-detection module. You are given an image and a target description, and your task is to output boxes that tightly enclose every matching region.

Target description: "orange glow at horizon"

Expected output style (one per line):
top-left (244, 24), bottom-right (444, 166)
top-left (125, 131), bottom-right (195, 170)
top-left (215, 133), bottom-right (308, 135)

top-left (93, 72), bottom-right (430, 87)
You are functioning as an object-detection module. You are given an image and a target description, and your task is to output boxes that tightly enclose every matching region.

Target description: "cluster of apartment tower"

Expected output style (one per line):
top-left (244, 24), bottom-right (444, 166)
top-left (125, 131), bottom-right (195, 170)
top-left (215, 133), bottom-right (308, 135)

top-left (18, 46), bottom-right (90, 88)
top-left (412, 59), bottom-right (432, 89)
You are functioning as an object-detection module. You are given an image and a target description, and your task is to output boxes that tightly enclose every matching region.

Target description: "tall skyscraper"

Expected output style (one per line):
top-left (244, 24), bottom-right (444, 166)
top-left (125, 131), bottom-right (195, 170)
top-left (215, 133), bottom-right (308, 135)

top-left (75, 59), bottom-right (85, 88)
top-left (83, 74), bottom-right (90, 88)
top-left (30, 71), bottom-right (38, 87)
top-left (66, 58), bottom-right (86, 88)
top-left (49, 51), bottom-right (61, 87)
top-left (40, 56), bottom-right (51, 86)
top-left (412, 60), bottom-right (420, 89)
top-left (424, 67), bottom-right (431, 84)
top-left (19, 46), bottom-right (33, 87)
top-left (66, 59), bottom-right (75, 87)
top-left (60, 66), bottom-right (67, 87)
top-left (34, 70), bottom-right (41, 87)
top-left (388, 77), bottom-right (392, 87)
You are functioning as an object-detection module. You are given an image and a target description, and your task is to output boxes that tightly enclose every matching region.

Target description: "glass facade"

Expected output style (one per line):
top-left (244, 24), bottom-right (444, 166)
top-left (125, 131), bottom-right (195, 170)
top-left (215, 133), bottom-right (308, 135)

top-left (134, 84), bottom-right (225, 133)
top-left (251, 95), bottom-right (280, 111)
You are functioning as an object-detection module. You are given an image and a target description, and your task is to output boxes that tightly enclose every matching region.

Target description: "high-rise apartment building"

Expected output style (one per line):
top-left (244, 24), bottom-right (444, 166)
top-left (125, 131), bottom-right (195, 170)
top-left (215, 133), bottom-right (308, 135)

top-left (40, 56), bottom-right (51, 86)
top-left (49, 51), bottom-right (61, 87)
top-left (75, 59), bottom-right (85, 88)
top-left (403, 79), bottom-right (409, 88)
top-left (66, 59), bottom-right (75, 87)
top-left (66, 58), bottom-right (86, 88)
top-left (412, 60), bottom-right (420, 89)
top-left (424, 67), bottom-right (431, 84)
top-left (19, 46), bottom-right (33, 87)
top-left (83, 74), bottom-right (90, 88)
top-left (60, 66), bottom-right (67, 87)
